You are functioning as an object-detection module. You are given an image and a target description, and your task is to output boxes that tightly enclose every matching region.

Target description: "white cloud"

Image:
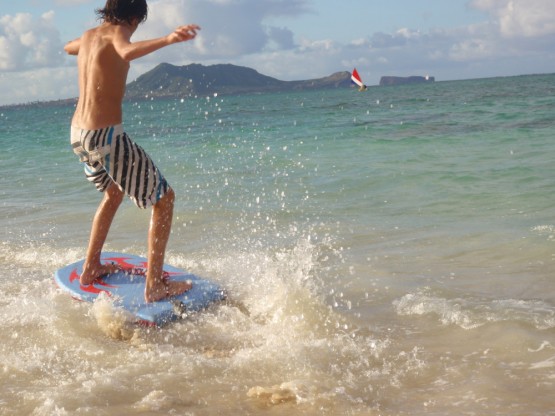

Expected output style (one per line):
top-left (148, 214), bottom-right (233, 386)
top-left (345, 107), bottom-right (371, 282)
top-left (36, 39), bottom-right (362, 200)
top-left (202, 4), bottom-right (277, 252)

top-left (266, 26), bottom-right (295, 50)
top-left (450, 38), bottom-right (494, 61)
top-left (298, 38), bottom-right (338, 53)
top-left (0, 66), bottom-right (77, 104)
top-left (469, 0), bottom-right (555, 37)
top-left (0, 11), bottom-right (64, 71)
top-left (136, 0), bottom-right (309, 60)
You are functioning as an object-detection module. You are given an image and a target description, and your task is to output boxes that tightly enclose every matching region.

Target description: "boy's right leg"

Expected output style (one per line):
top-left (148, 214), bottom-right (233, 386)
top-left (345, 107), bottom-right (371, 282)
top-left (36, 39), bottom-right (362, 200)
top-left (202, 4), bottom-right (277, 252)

top-left (80, 183), bottom-right (124, 285)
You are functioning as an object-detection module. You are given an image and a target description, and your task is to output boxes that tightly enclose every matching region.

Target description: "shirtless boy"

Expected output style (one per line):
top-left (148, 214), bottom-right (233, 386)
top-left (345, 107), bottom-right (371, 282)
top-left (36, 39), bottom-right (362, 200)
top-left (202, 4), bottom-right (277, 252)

top-left (65, 0), bottom-right (200, 302)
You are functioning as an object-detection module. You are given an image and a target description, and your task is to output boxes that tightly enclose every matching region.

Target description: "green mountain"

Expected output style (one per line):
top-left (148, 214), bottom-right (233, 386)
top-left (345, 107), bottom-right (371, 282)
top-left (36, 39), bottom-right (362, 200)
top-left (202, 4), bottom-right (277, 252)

top-left (126, 63), bottom-right (351, 99)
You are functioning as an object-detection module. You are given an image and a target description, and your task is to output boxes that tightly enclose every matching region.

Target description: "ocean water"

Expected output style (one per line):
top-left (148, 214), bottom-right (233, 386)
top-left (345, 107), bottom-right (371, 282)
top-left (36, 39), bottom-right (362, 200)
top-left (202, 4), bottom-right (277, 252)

top-left (1, 74), bottom-right (555, 415)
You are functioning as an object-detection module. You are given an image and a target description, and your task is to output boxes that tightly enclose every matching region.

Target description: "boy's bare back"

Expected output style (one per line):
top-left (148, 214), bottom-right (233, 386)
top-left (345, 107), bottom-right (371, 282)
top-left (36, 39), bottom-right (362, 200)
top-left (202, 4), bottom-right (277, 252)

top-left (65, 20), bottom-right (200, 130)
top-left (71, 23), bottom-right (132, 129)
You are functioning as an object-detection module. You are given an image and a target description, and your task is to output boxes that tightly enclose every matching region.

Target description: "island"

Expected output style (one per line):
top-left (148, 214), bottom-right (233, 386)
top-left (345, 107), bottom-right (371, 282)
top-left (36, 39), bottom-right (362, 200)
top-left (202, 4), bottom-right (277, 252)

top-left (125, 63), bottom-right (352, 99)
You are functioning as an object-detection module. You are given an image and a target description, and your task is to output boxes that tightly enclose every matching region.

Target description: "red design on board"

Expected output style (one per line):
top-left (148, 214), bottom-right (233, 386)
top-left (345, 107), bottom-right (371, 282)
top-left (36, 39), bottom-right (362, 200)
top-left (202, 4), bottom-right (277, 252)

top-left (69, 268), bottom-right (116, 297)
top-left (103, 256), bottom-right (137, 269)
top-left (103, 257), bottom-right (180, 278)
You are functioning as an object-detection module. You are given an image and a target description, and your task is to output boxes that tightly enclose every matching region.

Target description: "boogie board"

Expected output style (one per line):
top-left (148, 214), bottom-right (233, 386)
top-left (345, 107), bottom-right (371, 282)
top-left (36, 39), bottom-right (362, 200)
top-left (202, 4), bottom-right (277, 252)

top-left (54, 252), bottom-right (226, 326)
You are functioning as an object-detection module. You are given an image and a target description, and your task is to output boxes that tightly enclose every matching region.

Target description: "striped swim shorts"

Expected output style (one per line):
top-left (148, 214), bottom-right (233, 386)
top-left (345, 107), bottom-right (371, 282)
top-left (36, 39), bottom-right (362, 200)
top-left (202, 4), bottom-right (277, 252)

top-left (70, 125), bottom-right (171, 209)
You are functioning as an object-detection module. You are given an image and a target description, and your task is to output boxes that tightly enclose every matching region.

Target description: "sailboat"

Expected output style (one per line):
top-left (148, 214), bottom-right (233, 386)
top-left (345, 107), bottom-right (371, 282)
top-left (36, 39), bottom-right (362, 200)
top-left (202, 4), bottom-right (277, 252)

top-left (351, 68), bottom-right (367, 91)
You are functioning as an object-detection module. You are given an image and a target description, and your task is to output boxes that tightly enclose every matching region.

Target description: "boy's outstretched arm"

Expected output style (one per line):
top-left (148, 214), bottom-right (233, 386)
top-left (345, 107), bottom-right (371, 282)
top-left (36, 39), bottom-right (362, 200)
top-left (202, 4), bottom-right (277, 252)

top-left (114, 24), bottom-right (200, 62)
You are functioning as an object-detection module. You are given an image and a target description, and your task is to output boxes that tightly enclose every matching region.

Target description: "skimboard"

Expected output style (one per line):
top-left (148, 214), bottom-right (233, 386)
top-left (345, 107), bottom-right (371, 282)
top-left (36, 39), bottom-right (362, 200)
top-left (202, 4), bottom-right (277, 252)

top-left (54, 252), bottom-right (226, 326)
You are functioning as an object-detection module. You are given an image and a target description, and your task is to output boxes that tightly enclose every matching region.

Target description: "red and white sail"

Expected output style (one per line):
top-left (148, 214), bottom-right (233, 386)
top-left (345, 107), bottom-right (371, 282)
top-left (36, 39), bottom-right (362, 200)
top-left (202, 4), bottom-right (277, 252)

top-left (351, 68), bottom-right (364, 88)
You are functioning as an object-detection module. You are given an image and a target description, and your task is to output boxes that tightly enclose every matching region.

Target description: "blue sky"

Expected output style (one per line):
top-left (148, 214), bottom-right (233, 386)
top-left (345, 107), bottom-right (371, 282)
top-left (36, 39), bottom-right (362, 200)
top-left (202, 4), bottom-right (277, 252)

top-left (1, 0), bottom-right (554, 105)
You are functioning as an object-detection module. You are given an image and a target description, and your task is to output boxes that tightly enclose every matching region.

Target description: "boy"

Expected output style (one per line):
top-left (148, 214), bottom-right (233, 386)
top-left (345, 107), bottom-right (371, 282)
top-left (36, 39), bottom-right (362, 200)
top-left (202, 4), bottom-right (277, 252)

top-left (65, 0), bottom-right (200, 302)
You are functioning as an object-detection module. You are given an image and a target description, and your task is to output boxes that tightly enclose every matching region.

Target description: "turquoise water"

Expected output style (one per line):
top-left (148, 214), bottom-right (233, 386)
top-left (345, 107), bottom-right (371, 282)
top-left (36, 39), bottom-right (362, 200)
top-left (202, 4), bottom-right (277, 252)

top-left (1, 75), bottom-right (555, 414)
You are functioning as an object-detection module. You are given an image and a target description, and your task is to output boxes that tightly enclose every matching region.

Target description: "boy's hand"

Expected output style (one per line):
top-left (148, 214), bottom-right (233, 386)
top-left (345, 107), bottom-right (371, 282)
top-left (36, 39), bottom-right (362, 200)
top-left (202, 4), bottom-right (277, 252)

top-left (168, 24), bottom-right (201, 44)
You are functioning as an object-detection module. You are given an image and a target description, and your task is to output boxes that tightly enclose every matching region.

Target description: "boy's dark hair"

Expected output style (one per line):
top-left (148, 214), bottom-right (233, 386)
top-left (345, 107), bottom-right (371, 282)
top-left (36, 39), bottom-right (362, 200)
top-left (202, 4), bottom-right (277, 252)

top-left (96, 0), bottom-right (148, 25)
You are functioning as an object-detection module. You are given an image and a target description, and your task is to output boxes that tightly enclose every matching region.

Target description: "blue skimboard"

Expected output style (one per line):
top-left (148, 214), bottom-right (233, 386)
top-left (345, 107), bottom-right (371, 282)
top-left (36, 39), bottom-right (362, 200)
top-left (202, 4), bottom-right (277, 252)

top-left (54, 252), bottom-right (226, 326)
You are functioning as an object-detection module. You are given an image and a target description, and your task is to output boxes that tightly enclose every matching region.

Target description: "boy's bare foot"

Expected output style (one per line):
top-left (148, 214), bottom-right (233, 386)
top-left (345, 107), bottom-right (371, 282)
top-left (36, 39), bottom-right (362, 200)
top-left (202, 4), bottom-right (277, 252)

top-left (80, 262), bottom-right (121, 285)
top-left (145, 279), bottom-right (192, 303)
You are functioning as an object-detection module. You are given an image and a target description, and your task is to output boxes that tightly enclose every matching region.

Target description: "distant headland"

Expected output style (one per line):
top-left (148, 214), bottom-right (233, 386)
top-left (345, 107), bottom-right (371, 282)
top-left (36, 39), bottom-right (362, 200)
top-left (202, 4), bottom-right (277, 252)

top-left (125, 63), bottom-right (352, 99)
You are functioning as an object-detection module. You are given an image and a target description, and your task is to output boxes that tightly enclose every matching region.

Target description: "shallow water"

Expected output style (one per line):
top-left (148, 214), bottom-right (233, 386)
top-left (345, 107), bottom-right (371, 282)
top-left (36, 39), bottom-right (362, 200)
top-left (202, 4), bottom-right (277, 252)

top-left (1, 74), bottom-right (555, 415)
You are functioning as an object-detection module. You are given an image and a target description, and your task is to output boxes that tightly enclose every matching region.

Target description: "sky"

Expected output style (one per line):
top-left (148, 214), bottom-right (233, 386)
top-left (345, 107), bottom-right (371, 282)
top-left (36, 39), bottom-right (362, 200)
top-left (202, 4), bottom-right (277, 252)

top-left (1, 0), bottom-right (555, 105)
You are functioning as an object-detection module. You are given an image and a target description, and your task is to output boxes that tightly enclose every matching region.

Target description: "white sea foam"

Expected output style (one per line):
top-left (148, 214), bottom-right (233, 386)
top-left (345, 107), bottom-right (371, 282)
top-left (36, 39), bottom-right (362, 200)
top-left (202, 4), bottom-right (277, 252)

top-left (394, 288), bottom-right (555, 330)
top-left (529, 355), bottom-right (555, 370)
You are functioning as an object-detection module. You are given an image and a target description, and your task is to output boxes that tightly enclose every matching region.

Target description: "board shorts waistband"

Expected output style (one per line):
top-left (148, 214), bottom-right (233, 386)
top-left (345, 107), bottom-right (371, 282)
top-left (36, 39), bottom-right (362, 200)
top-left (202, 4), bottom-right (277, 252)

top-left (70, 125), bottom-right (171, 209)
